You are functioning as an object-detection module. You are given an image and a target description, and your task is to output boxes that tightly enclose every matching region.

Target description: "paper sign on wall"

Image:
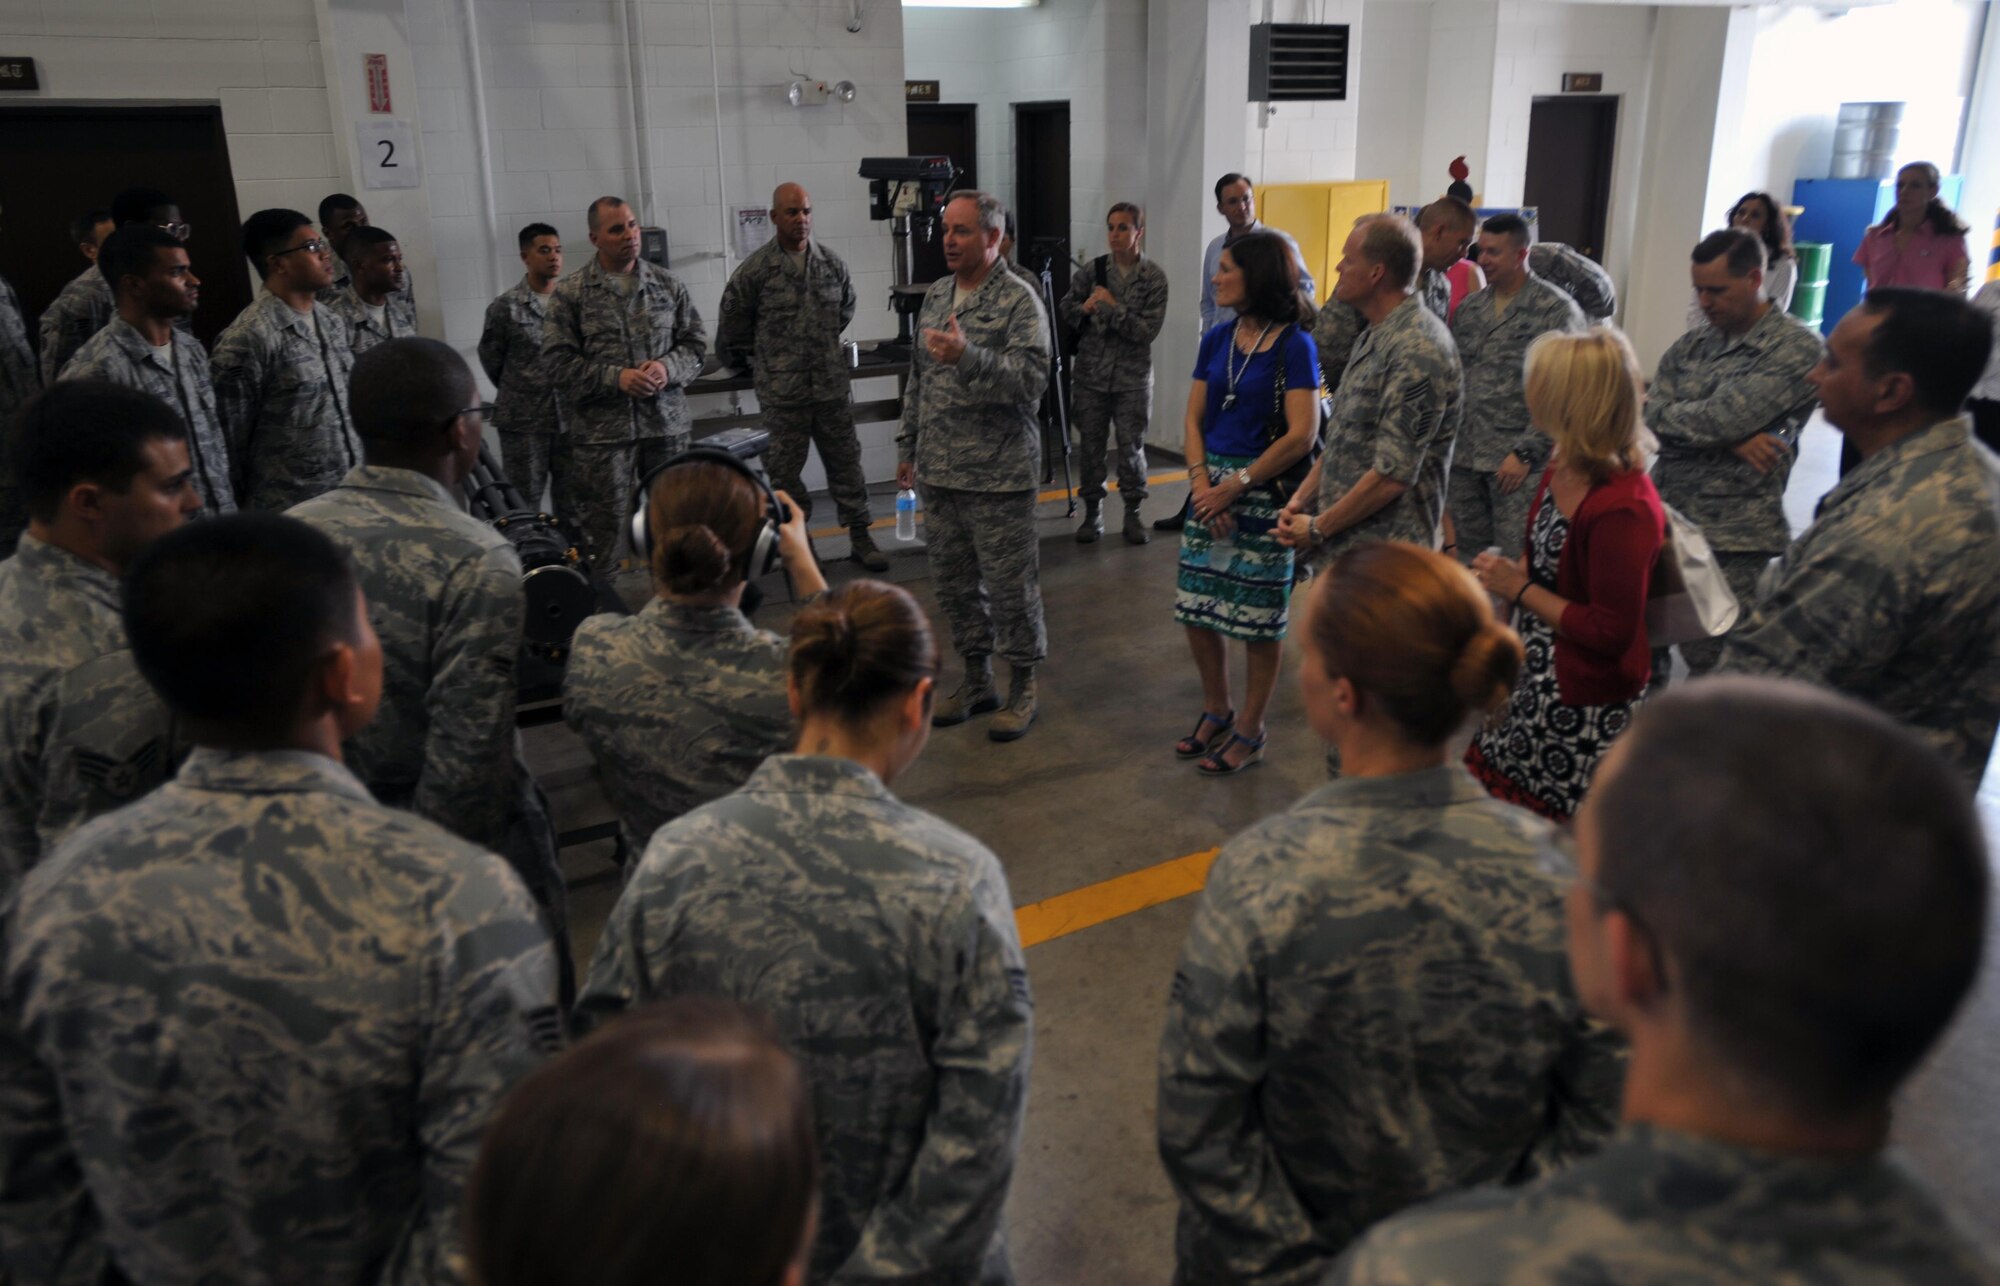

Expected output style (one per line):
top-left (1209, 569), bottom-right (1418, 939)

top-left (356, 119), bottom-right (419, 190)
top-left (735, 207), bottom-right (774, 259)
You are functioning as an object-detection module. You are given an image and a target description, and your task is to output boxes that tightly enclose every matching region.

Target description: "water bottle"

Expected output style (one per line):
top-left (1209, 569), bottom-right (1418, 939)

top-left (896, 488), bottom-right (918, 542)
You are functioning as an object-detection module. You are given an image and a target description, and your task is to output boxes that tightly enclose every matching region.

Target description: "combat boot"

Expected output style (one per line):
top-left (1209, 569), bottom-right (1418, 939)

top-left (849, 525), bottom-right (889, 572)
top-left (1075, 497), bottom-right (1103, 544)
top-left (1122, 501), bottom-right (1150, 545)
top-left (988, 665), bottom-right (1038, 741)
top-left (932, 657), bottom-right (1000, 727)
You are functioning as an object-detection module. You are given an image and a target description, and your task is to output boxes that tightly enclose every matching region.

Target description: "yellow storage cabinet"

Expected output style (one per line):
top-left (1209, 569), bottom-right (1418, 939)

top-left (1255, 179), bottom-right (1391, 305)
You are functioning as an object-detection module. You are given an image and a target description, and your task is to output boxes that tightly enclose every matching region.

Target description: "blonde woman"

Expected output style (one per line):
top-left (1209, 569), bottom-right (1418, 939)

top-left (1465, 327), bottom-right (1663, 820)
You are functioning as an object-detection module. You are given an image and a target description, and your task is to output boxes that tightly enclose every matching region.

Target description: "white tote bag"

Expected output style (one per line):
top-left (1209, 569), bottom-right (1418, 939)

top-left (1646, 503), bottom-right (1740, 648)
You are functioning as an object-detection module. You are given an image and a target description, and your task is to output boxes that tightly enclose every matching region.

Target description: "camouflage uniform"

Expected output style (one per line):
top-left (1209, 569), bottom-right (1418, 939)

top-left (209, 291), bottom-right (362, 512)
top-left (36, 264), bottom-right (113, 387)
top-left (0, 533), bottom-right (176, 892)
top-left (1314, 295), bottom-right (1463, 564)
top-left (1059, 254), bottom-right (1169, 505)
top-left (1418, 266), bottom-right (1453, 323)
top-left (1528, 242), bottom-right (1617, 321)
top-left (1722, 417), bottom-right (2000, 785)
top-left (0, 272), bottom-right (42, 559)
top-left (1447, 277), bottom-right (1583, 559)
top-left (1314, 299), bottom-right (1367, 395)
top-left (57, 316), bottom-right (238, 515)
top-left (325, 283), bottom-right (418, 358)
top-left (320, 250), bottom-right (415, 309)
top-left (287, 466), bottom-right (566, 950)
top-left (1159, 766), bottom-right (1625, 1285)
top-left (898, 265), bottom-right (1052, 668)
top-left (0, 746), bottom-right (560, 1286)
top-left (478, 276), bottom-right (564, 509)
top-left (716, 239), bottom-right (873, 528)
top-left (1330, 1123), bottom-right (2000, 1285)
top-left (561, 598), bottom-right (792, 854)
top-left (577, 753), bottom-right (1034, 1285)
top-left (1646, 304), bottom-right (1823, 674)
top-left (541, 257), bottom-right (708, 567)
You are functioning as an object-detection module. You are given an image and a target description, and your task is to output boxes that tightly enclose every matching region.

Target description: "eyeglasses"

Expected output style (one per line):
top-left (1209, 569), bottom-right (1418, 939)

top-left (274, 238), bottom-right (328, 259)
top-left (157, 221), bottom-right (191, 241)
top-left (448, 403), bottom-right (495, 427)
top-left (1220, 195), bottom-right (1254, 209)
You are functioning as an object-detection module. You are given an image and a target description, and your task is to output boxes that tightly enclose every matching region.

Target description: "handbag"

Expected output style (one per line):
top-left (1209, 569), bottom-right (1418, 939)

top-left (1263, 331), bottom-right (1324, 504)
top-left (1645, 502), bottom-right (1741, 647)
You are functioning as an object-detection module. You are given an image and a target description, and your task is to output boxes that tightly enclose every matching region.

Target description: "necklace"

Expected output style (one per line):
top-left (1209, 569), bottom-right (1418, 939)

top-left (1222, 320), bottom-right (1272, 412)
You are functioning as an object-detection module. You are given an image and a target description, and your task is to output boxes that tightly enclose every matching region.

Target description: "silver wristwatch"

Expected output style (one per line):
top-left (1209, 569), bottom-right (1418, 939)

top-left (1231, 467), bottom-right (1253, 488)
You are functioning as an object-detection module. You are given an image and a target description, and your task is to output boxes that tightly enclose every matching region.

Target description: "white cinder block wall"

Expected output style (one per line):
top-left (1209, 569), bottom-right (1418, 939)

top-left (0, 0), bottom-right (344, 291)
top-left (1245, 0), bottom-right (1363, 187)
top-left (407, 0), bottom-right (912, 490)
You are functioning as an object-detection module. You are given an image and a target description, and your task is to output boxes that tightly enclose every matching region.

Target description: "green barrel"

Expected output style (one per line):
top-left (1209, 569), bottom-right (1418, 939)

top-left (1791, 241), bottom-right (1830, 328)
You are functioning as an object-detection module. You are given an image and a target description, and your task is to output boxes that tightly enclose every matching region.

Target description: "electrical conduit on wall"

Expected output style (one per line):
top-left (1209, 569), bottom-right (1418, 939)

top-left (625, 0), bottom-right (660, 228)
top-left (710, 0), bottom-right (732, 277)
top-left (458, 0), bottom-right (502, 302)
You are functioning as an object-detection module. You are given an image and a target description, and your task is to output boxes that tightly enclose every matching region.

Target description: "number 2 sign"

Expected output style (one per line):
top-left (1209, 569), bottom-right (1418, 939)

top-left (355, 119), bottom-right (420, 191)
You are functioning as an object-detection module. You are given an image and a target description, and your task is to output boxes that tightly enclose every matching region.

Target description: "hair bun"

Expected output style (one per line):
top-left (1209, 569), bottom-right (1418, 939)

top-left (659, 524), bottom-right (732, 595)
top-left (1450, 621), bottom-right (1524, 714)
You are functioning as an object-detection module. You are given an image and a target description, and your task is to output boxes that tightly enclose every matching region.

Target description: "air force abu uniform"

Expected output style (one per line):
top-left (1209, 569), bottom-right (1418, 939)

top-left (58, 316), bottom-right (238, 516)
top-left (897, 265), bottom-right (1052, 669)
top-left (287, 466), bottom-right (565, 944)
top-left (1315, 294), bottom-right (1464, 563)
top-left (1528, 242), bottom-right (1617, 321)
top-left (716, 239), bottom-right (874, 529)
top-left (36, 264), bottom-right (114, 387)
top-left (1646, 304), bottom-right (1823, 673)
top-left (0, 272), bottom-right (43, 558)
top-left (478, 276), bottom-right (563, 508)
top-left (1158, 767), bottom-right (1625, 1284)
top-left (0, 534), bottom-right (175, 890)
top-left (209, 292), bottom-right (361, 512)
top-left (1723, 416), bottom-right (2000, 785)
top-left (1331, 1124), bottom-right (2000, 1285)
top-left (1058, 255), bottom-right (1170, 507)
top-left (325, 284), bottom-right (418, 358)
top-left (1448, 276), bottom-right (1583, 559)
top-left (541, 257), bottom-right (708, 567)
top-left (0, 746), bottom-right (559, 1286)
top-left (579, 753), bottom-right (1033, 1284)
top-left (561, 598), bottom-right (793, 855)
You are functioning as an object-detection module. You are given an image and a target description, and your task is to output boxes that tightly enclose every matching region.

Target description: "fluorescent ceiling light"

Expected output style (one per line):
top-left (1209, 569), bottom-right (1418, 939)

top-left (903, 0), bottom-right (1039, 8)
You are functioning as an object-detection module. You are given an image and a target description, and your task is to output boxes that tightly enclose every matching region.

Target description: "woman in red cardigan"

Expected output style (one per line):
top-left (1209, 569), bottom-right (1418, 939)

top-left (1464, 327), bottom-right (1663, 820)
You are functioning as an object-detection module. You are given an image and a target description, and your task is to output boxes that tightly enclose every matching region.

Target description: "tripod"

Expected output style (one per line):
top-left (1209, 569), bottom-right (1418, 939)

top-left (1027, 248), bottom-right (1076, 517)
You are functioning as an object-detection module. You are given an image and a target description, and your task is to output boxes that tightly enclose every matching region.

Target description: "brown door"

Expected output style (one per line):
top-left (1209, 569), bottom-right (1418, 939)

top-left (905, 104), bottom-right (977, 286)
top-left (0, 103), bottom-right (250, 349)
top-left (1013, 101), bottom-right (1071, 305)
top-left (1524, 96), bottom-right (1618, 262)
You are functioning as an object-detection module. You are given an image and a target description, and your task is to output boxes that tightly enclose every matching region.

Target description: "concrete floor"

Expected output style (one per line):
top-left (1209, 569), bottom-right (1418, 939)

top-left (522, 414), bottom-right (2000, 1281)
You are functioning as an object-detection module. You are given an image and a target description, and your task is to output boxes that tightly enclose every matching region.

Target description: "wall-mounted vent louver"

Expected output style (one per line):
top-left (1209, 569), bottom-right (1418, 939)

top-left (1248, 23), bottom-right (1349, 102)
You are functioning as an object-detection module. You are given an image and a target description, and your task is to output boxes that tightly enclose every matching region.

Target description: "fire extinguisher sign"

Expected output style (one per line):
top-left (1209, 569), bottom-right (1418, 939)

top-left (365, 53), bottom-right (391, 114)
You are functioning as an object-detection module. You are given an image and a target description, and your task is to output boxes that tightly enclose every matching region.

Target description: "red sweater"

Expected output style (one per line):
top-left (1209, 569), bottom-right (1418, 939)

top-left (1525, 468), bottom-right (1664, 705)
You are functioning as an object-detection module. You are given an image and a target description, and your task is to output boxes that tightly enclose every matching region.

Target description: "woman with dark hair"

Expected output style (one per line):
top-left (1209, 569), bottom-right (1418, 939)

top-left (1729, 190), bottom-right (1797, 310)
top-left (467, 997), bottom-right (819, 1286)
top-left (563, 458), bottom-right (826, 854)
top-left (578, 580), bottom-right (1034, 1284)
top-left (1159, 543), bottom-right (1624, 1283)
top-left (1174, 229), bottom-right (1322, 775)
top-left (1854, 161), bottom-right (1971, 294)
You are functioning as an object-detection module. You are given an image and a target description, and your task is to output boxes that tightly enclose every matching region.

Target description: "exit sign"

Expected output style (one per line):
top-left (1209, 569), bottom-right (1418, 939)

top-left (1561, 72), bottom-right (1603, 93)
top-left (906, 80), bottom-right (940, 102)
top-left (0, 56), bottom-right (39, 91)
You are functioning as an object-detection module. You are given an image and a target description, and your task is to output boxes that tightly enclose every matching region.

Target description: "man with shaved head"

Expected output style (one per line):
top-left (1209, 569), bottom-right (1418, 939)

top-left (542, 196), bottom-right (707, 569)
top-left (1416, 197), bottom-right (1480, 322)
top-left (717, 181), bottom-right (886, 571)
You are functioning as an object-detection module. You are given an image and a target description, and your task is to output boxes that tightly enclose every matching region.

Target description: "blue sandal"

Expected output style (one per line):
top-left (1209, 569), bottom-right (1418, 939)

top-left (1197, 730), bottom-right (1266, 776)
top-left (1175, 709), bottom-right (1235, 759)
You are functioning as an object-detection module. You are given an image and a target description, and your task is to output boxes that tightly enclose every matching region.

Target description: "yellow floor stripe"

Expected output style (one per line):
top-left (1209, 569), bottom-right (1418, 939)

top-left (810, 469), bottom-right (1187, 541)
top-left (1015, 847), bottom-right (1220, 949)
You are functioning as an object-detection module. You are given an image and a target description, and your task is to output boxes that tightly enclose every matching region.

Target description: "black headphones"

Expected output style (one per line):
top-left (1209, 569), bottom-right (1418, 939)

top-left (628, 444), bottom-right (785, 583)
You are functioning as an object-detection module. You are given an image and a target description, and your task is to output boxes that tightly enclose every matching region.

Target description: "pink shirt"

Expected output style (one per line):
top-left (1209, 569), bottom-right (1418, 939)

top-left (1445, 259), bottom-right (1482, 323)
top-left (1852, 220), bottom-right (1970, 290)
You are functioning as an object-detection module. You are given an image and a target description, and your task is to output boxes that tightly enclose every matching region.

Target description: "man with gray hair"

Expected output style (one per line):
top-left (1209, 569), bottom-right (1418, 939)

top-left (541, 196), bottom-right (707, 569)
top-left (1279, 214), bottom-right (1462, 564)
top-left (895, 190), bottom-right (1052, 741)
top-left (1649, 227), bottom-right (1823, 677)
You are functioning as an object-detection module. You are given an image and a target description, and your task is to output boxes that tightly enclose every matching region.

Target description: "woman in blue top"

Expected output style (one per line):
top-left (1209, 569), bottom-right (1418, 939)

top-left (1174, 231), bottom-right (1322, 775)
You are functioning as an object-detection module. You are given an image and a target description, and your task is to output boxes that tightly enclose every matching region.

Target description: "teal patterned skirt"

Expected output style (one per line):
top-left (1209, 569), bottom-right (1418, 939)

top-left (1173, 452), bottom-right (1295, 643)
